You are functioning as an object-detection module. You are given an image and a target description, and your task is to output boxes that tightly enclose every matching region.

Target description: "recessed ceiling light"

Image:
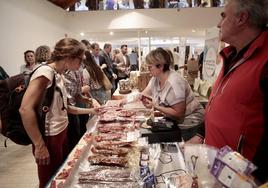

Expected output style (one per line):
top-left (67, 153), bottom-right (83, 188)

top-left (80, 32), bottom-right (85, 36)
top-left (192, 29), bottom-right (196, 33)
top-left (109, 31), bottom-right (114, 35)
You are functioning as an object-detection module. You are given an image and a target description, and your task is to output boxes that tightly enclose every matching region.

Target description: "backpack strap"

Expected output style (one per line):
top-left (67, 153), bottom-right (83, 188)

top-left (33, 65), bottom-right (56, 136)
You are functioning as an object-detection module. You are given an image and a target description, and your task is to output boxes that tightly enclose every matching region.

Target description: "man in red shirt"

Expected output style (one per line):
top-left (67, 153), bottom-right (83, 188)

top-left (188, 0), bottom-right (268, 183)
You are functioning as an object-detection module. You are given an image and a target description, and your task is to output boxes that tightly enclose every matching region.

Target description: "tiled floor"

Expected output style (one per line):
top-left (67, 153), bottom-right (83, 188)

top-left (0, 134), bottom-right (38, 188)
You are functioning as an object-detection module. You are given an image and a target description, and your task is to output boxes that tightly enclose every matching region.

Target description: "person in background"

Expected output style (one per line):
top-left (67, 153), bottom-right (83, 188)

top-left (188, 0), bottom-right (268, 183)
top-left (111, 49), bottom-right (120, 90)
top-left (198, 51), bottom-right (204, 79)
top-left (129, 49), bottom-right (139, 71)
top-left (100, 43), bottom-right (117, 94)
top-left (91, 42), bottom-right (112, 99)
top-left (19, 38), bottom-right (99, 188)
top-left (35, 45), bottom-right (51, 64)
top-left (115, 44), bottom-right (130, 86)
top-left (112, 48), bottom-right (120, 62)
top-left (186, 55), bottom-right (199, 87)
top-left (65, 39), bottom-right (100, 150)
top-left (133, 0), bottom-right (144, 9)
top-left (173, 47), bottom-right (180, 68)
top-left (64, 68), bottom-right (96, 152)
top-left (81, 39), bottom-right (91, 51)
top-left (106, 0), bottom-right (115, 10)
top-left (83, 50), bottom-right (109, 105)
top-left (91, 43), bottom-right (108, 70)
top-left (123, 48), bottom-right (204, 140)
top-left (20, 50), bottom-right (37, 74)
top-left (85, 0), bottom-right (99, 10)
top-left (0, 66), bottom-right (9, 131)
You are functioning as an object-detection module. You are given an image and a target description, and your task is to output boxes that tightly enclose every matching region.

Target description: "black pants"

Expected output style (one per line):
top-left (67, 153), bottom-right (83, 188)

top-left (67, 114), bottom-right (80, 152)
top-left (180, 126), bottom-right (200, 141)
top-left (78, 114), bottom-right (89, 136)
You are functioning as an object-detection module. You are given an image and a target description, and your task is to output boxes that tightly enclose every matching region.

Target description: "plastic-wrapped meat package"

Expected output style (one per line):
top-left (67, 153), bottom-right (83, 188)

top-left (183, 144), bottom-right (218, 188)
top-left (78, 166), bottom-right (140, 187)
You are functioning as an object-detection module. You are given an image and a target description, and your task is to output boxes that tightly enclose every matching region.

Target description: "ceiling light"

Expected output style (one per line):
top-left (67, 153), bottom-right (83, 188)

top-left (80, 32), bottom-right (85, 36)
top-left (109, 31), bottom-right (114, 35)
top-left (192, 29), bottom-right (196, 33)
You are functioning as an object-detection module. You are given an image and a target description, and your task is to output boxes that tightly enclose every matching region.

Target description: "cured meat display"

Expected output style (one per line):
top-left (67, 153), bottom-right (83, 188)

top-left (118, 109), bottom-right (136, 117)
top-left (91, 145), bottom-right (129, 156)
top-left (97, 124), bottom-right (126, 133)
top-left (88, 154), bottom-right (128, 167)
top-left (99, 108), bottom-right (137, 122)
top-left (96, 140), bottom-right (135, 148)
top-left (49, 99), bottom-right (239, 188)
top-left (97, 122), bottom-right (122, 128)
top-left (94, 133), bottom-right (126, 142)
top-left (97, 121), bottom-right (140, 133)
top-left (78, 107), bottom-right (142, 185)
top-left (49, 102), bottom-right (146, 188)
top-left (78, 166), bottom-right (135, 183)
top-left (55, 168), bottom-right (71, 180)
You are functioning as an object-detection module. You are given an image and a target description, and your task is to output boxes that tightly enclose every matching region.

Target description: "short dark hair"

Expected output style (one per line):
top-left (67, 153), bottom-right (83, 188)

top-left (81, 39), bottom-right (90, 46)
top-left (24, 50), bottom-right (34, 56)
top-left (24, 50), bottom-right (34, 63)
top-left (91, 43), bottom-right (99, 49)
top-left (103, 43), bottom-right (111, 49)
top-left (121, 44), bottom-right (127, 49)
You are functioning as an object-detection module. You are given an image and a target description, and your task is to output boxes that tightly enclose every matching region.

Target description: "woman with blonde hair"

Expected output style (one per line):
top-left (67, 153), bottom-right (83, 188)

top-left (124, 48), bottom-right (204, 141)
top-left (35, 45), bottom-right (51, 64)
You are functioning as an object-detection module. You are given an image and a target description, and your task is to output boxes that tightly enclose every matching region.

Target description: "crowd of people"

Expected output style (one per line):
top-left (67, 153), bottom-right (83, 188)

top-left (0, 39), bottom-right (137, 187)
top-left (71, 0), bottom-right (223, 11)
top-left (0, 0), bottom-right (267, 186)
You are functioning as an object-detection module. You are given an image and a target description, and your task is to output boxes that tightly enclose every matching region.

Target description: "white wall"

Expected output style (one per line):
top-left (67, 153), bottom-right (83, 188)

top-left (0, 0), bottom-right (67, 76)
top-left (67, 7), bottom-right (223, 42)
top-left (0, 1), bottom-right (222, 76)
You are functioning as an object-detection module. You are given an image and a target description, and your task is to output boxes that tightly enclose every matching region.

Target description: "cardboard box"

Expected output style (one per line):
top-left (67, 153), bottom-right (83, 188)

top-left (137, 72), bottom-right (151, 92)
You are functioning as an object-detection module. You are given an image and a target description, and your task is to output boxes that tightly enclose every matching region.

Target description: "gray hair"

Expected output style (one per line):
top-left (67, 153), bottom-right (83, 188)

top-left (230, 0), bottom-right (268, 29)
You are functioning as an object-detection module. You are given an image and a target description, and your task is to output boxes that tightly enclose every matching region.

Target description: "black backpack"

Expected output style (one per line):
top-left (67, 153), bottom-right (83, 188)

top-left (0, 66), bottom-right (9, 80)
top-left (0, 65), bottom-right (55, 146)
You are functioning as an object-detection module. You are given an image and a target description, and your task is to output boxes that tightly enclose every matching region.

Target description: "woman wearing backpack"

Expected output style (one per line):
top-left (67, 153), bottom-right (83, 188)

top-left (19, 38), bottom-right (99, 188)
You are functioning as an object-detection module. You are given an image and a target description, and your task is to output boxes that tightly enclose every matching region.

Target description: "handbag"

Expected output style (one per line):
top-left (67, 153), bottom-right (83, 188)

top-left (102, 70), bottom-right (112, 91)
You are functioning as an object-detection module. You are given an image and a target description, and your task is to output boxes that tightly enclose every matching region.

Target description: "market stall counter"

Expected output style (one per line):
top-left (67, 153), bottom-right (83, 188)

top-left (47, 100), bottom-right (258, 188)
top-left (46, 100), bottom-right (187, 188)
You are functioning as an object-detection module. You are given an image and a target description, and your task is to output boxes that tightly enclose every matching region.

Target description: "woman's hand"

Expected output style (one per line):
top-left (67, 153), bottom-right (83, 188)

top-left (92, 98), bottom-right (101, 108)
top-left (101, 64), bottom-right (107, 69)
top-left (34, 141), bottom-right (50, 165)
top-left (93, 107), bottom-right (106, 115)
top-left (142, 98), bottom-right (154, 109)
top-left (140, 94), bottom-right (153, 109)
